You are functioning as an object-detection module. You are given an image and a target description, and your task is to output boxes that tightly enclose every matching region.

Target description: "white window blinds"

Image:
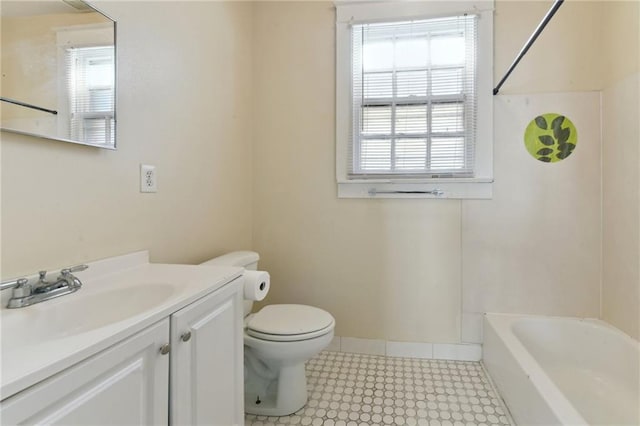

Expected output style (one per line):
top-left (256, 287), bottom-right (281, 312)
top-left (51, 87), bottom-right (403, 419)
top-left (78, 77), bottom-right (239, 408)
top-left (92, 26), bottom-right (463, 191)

top-left (66, 46), bottom-right (115, 146)
top-left (350, 15), bottom-right (477, 178)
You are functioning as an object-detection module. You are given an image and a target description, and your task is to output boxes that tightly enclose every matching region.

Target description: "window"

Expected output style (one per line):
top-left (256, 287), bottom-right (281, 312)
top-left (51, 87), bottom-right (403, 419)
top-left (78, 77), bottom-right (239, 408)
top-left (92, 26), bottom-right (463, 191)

top-left (353, 16), bottom-right (475, 177)
top-left (56, 23), bottom-right (115, 147)
top-left (66, 46), bottom-right (115, 146)
top-left (336, 1), bottom-right (494, 198)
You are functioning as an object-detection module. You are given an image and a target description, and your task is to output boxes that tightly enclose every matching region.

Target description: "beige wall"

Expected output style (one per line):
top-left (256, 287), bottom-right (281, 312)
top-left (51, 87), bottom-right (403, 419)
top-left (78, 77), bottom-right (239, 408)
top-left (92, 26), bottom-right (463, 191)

top-left (2, 0), bottom-right (633, 343)
top-left (251, 1), bottom-right (462, 342)
top-left (1, 1), bottom-right (254, 277)
top-left (601, 1), bottom-right (640, 339)
top-left (494, 0), bottom-right (603, 94)
top-left (252, 1), bottom-right (606, 343)
top-left (601, 1), bottom-right (640, 88)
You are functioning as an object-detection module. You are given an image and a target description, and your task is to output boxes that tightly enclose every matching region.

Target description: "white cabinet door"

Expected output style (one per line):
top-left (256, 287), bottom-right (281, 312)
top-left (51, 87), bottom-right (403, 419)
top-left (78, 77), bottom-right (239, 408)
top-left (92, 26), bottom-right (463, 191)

top-left (170, 278), bottom-right (244, 426)
top-left (0, 319), bottom-right (170, 425)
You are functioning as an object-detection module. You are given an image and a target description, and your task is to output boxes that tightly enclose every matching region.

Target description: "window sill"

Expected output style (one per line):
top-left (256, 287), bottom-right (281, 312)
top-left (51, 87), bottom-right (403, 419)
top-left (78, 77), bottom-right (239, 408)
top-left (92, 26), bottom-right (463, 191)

top-left (337, 180), bottom-right (493, 199)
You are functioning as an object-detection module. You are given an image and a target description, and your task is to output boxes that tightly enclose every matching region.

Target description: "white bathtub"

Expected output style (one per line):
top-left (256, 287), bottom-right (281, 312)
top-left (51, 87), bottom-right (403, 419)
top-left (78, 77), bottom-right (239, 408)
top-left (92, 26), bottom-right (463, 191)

top-left (483, 313), bottom-right (639, 425)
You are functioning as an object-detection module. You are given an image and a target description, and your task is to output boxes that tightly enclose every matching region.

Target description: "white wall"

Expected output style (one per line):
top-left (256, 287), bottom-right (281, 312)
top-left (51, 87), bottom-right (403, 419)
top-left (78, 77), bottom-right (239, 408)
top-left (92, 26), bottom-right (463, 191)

top-left (1, 1), bottom-right (254, 278)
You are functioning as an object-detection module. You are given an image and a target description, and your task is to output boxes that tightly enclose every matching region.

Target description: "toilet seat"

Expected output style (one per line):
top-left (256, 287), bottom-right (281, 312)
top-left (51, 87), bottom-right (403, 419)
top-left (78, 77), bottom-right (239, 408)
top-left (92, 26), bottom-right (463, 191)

top-left (246, 304), bottom-right (335, 342)
top-left (247, 323), bottom-right (334, 342)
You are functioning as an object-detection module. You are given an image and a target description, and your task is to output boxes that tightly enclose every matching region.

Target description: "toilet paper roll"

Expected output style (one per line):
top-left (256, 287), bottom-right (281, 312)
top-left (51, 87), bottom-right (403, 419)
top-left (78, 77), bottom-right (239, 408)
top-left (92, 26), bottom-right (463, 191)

top-left (244, 270), bottom-right (270, 301)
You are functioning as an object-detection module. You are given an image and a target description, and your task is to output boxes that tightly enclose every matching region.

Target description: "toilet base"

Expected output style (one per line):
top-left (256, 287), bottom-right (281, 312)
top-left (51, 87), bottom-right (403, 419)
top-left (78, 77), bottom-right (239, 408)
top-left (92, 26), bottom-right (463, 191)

top-left (244, 362), bottom-right (308, 416)
top-left (243, 326), bottom-right (334, 417)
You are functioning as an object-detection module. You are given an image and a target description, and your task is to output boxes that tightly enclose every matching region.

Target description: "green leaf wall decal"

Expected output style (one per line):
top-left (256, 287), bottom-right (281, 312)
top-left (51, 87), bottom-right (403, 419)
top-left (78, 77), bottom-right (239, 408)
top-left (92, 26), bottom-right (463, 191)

top-left (538, 135), bottom-right (555, 146)
top-left (536, 148), bottom-right (554, 156)
top-left (524, 113), bottom-right (578, 163)
top-left (557, 142), bottom-right (576, 158)
top-left (551, 115), bottom-right (565, 137)
top-left (557, 129), bottom-right (569, 144)
top-left (535, 116), bottom-right (548, 130)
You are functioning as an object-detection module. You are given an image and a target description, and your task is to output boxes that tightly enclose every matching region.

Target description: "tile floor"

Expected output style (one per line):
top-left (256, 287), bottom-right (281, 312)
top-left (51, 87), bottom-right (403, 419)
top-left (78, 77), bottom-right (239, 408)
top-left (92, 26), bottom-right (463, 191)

top-left (245, 351), bottom-right (514, 426)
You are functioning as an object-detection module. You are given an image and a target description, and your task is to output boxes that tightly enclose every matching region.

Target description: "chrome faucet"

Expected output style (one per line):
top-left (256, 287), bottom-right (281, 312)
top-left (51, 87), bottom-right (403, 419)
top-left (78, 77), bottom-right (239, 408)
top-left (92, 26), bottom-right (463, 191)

top-left (0, 264), bottom-right (88, 308)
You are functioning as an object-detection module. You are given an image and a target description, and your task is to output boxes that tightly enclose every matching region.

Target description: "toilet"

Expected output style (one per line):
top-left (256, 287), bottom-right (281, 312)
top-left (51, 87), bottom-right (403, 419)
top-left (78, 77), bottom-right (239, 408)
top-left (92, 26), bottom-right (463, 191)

top-left (201, 251), bottom-right (335, 417)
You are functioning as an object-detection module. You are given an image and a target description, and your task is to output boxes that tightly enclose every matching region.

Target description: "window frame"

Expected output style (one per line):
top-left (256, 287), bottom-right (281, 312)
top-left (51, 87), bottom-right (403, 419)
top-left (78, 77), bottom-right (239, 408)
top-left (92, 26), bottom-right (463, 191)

top-left (336, 1), bottom-right (494, 199)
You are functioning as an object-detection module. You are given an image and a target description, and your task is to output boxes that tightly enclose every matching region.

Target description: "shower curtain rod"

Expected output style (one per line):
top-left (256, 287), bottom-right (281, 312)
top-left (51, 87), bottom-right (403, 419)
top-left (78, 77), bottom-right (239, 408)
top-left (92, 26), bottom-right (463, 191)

top-left (493, 0), bottom-right (565, 95)
top-left (0, 97), bottom-right (58, 115)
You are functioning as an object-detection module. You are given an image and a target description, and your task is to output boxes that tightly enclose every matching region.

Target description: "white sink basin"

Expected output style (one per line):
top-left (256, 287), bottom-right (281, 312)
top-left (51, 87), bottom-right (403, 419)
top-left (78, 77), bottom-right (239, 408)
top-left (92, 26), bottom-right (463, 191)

top-left (1, 283), bottom-right (175, 346)
top-left (0, 252), bottom-right (244, 400)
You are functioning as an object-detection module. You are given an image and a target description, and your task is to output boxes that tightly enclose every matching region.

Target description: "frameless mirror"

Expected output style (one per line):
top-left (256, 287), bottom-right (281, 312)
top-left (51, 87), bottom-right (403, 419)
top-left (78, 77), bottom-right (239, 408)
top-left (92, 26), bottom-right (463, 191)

top-left (1, 0), bottom-right (116, 149)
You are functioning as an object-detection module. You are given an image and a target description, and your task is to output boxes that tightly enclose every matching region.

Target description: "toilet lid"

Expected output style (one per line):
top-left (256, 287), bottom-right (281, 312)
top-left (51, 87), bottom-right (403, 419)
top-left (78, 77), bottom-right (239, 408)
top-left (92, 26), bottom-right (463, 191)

top-left (246, 304), bottom-right (335, 337)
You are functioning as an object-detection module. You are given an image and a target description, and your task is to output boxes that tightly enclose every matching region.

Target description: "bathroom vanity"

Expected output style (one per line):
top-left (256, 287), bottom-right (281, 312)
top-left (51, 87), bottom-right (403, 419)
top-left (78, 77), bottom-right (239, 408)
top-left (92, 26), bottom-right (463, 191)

top-left (0, 252), bottom-right (244, 425)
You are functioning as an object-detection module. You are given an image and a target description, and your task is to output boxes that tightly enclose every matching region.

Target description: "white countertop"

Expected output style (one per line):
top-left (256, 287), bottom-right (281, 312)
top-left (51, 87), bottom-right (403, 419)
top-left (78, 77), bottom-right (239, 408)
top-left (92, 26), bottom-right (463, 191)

top-left (0, 251), bottom-right (242, 400)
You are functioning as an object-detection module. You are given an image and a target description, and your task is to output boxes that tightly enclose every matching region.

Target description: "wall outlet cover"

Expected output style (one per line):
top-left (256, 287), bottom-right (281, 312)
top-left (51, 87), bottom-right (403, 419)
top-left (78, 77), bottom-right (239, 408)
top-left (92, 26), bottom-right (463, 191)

top-left (140, 164), bottom-right (157, 193)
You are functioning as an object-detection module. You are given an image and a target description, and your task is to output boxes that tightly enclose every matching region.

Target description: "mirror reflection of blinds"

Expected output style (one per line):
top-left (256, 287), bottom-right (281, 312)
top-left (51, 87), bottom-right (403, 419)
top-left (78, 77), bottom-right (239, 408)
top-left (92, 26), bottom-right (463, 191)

top-left (350, 15), bottom-right (477, 178)
top-left (65, 46), bottom-right (115, 146)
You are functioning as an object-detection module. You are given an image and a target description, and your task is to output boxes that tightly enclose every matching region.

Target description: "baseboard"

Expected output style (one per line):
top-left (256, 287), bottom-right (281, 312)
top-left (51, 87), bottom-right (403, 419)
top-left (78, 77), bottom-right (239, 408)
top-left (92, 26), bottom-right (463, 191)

top-left (327, 336), bottom-right (482, 362)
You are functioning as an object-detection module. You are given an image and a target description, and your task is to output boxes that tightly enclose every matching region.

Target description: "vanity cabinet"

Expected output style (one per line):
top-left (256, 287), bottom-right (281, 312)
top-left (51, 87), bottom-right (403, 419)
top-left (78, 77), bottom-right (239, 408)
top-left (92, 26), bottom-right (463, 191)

top-left (0, 278), bottom-right (244, 426)
top-left (0, 319), bottom-right (170, 425)
top-left (170, 278), bottom-right (244, 425)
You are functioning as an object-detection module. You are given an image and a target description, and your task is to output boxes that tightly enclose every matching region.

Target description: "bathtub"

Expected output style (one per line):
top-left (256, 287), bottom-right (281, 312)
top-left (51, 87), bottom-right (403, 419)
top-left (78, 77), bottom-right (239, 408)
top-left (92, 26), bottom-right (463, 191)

top-left (483, 313), bottom-right (639, 425)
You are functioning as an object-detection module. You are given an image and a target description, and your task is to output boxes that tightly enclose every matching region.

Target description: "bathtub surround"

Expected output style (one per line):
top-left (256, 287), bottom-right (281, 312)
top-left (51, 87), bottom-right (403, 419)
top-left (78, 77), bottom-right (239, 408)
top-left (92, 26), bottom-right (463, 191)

top-left (462, 92), bottom-right (602, 340)
top-left (600, 1), bottom-right (640, 340)
top-left (602, 73), bottom-right (640, 340)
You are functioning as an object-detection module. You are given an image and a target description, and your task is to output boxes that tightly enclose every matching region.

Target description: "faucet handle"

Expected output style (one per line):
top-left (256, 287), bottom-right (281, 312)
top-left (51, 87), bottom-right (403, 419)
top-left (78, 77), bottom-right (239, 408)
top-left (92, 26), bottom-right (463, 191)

top-left (12, 278), bottom-right (31, 298)
top-left (0, 277), bottom-right (29, 291)
top-left (38, 270), bottom-right (47, 281)
top-left (60, 264), bottom-right (88, 276)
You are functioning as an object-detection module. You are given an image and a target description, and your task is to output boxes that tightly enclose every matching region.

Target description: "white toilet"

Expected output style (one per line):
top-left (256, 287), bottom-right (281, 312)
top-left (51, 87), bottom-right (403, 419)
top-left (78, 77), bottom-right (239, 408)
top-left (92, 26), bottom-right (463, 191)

top-left (202, 251), bottom-right (335, 417)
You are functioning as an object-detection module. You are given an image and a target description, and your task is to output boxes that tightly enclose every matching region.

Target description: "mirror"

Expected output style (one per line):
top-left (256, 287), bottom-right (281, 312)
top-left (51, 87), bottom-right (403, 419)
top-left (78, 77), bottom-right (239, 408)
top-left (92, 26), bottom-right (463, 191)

top-left (1, 1), bottom-right (116, 149)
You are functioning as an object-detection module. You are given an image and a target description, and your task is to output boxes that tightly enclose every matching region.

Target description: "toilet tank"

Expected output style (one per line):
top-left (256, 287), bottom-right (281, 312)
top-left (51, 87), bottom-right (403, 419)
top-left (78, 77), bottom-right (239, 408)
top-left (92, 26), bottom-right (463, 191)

top-left (201, 251), bottom-right (259, 270)
top-left (200, 251), bottom-right (260, 317)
